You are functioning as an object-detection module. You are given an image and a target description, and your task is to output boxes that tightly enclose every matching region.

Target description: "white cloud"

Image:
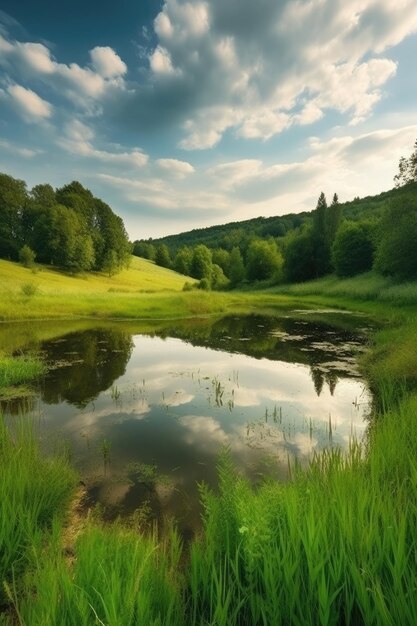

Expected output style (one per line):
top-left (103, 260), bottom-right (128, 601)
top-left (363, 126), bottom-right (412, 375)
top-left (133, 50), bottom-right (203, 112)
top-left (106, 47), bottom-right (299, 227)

top-left (149, 45), bottom-right (179, 75)
top-left (90, 46), bottom-right (127, 78)
top-left (156, 158), bottom-right (195, 177)
top-left (0, 34), bottom-right (126, 106)
top-left (6, 84), bottom-right (52, 122)
top-left (142, 0), bottom-right (417, 147)
top-left (59, 119), bottom-right (148, 168)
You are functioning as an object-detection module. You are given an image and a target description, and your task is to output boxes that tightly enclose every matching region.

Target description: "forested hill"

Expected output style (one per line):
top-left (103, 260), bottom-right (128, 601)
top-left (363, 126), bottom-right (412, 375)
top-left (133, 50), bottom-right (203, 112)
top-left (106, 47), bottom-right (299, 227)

top-left (138, 183), bottom-right (413, 254)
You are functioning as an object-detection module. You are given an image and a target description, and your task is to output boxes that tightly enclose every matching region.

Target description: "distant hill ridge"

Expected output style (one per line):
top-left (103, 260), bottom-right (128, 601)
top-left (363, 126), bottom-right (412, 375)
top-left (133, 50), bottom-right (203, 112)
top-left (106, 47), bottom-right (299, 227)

top-left (137, 183), bottom-right (416, 253)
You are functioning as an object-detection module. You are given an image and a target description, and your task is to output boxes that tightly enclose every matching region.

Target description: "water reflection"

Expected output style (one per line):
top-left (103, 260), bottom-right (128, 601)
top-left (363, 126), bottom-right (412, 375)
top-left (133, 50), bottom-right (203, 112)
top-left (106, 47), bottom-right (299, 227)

top-left (0, 313), bottom-right (371, 533)
top-left (42, 329), bottom-right (133, 408)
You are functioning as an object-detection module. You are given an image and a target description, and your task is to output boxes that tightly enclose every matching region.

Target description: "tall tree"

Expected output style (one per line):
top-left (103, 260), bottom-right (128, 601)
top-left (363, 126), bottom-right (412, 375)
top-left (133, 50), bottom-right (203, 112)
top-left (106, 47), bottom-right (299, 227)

top-left (394, 139), bottom-right (417, 187)
top-left (174, 246), bottom-right (193, 275)
top-left (246, 239), bottom-right (283, 281)
top-left (374, 193), bottom-right (417, 280)
top-left (228, 247), bottom-right (245, 286)
top-left (311, 192), bottom-right (331, 276)
top-left (332, 221), bottom-right (375, 277)
top-left (190, 245), bottom-right (212, 279)
top-left (327, 193), bottom-right (342, 247)
top-left (0, 173), bottom-right (27, 259)
top-left (155, 244), bottom-right (172, 268)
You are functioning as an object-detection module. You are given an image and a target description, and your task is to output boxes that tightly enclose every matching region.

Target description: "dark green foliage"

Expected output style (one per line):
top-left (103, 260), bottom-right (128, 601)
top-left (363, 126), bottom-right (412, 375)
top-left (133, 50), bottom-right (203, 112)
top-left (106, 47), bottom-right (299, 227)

top-left (102, 249), bottom-right (119, 277)
top-left (198, 277), bottom-right (211, 290)
top-left (332, 222), bottom-right (375, 277)
top-left (133, 240), bottom-right (156, 261)
top-left (191, 245), bottom-right (212, 279)
top-left (311, 192), bottom-right (331, 276)
top-left (228, 246), bottom-right (245, 286)
top-left (19, 244), bottom-right (36, 268)
top-left (155, 243), bottom-right (172, 268)
top-left (0, 173), bottom-right (27, 259)
top-left (212, 248), bottom-right (231, 276)
top-left (0, 174), bottom-right (131, 275)
top-left (211, 263), bottom-right (229, 289)
top-left (174, 246), bottom-right (193, 275)
top-left (283, 229), bottom-right (316, 282)
top-left (246, 239), bottom-right (283, 281)
top-left (327, 193), bottom-right (342, 247)
top-left (374, 193), bottom-right (417, 280)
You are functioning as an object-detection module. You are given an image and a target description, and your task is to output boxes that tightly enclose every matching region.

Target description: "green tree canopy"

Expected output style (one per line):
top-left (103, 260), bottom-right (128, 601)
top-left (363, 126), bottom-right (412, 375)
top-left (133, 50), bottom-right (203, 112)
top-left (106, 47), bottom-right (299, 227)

top-left (155, 244), bottom-right (172, 268)
top-left (374, 194), bottom-right (417, 280)
top-left (0, 173), bottom-right (27, 259)
top-left (246, 239), bottom-right (283, 281)
top-left (174, 246), bottom-right (193, 275)
top-left (191, 245), bottom-right (212, 279)
top-left (331, 221), bottom-right (375, 277)
top-left (283, 229), bottom-right (316, 283)
top-left (228, 246), bottom-right (245, 286)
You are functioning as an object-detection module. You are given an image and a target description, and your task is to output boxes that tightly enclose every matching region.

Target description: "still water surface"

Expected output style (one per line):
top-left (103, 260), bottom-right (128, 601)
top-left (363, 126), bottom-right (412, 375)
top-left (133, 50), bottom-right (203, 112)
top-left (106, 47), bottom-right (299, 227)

top-left (2, 312), bottom-right (371, 534)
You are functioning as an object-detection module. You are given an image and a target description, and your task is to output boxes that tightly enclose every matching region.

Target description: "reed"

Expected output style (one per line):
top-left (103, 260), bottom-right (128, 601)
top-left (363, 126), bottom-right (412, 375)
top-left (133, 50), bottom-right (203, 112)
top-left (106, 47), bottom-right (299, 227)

top-left (16, 523), bottom-right (183, 626)
top-left (0, 418), bottom-right (76, 608)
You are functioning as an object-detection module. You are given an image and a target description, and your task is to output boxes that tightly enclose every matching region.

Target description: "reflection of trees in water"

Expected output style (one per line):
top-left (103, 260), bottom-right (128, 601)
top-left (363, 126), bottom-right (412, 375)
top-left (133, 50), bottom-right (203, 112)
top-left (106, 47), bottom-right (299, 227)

top-left (164, 314), bottom-right (363, 396)
top-left (310, 367), bottom-right (339, 396)
top-left (41, 329), bottom-right (133, 408)
top-left (0, 393), bottom-right (37, 416)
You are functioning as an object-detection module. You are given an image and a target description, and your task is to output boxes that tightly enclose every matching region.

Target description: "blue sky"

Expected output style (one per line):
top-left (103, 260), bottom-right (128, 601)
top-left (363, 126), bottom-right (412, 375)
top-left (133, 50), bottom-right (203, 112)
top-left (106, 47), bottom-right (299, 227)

top-left (1, 0), bottom-right (417, 239)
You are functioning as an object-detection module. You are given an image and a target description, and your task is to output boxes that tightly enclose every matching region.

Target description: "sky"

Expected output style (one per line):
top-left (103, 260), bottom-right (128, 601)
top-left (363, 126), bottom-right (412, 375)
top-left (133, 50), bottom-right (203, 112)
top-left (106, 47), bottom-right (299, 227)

top-left (1, 0), bottom-right (417, 240)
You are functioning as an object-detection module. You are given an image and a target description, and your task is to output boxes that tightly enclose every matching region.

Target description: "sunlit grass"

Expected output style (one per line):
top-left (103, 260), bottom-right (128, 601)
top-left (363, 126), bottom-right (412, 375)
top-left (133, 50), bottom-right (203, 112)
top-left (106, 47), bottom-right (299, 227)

top-left (16, 523), bottom-right (184, 626)
top-left (1, 271), bottom-right (417, 624)
top-left (0, 354), bottom-right (46, 389)
top-left (188, 394), bottom-right (417, 625)
top-left (0, 419), bottom-right (76, 608)
top-left (274, 270), bottom-right (417, 305)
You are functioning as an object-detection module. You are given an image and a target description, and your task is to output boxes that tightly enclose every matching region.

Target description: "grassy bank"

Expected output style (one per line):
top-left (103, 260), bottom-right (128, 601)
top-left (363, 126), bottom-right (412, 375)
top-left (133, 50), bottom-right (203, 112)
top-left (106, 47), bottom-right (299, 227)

top-left (1, 281), bottom-right (417, 624)
top-left (0, 420), bottom-right (76, 613)
top-left (0, 354), bottom-right (46, 390)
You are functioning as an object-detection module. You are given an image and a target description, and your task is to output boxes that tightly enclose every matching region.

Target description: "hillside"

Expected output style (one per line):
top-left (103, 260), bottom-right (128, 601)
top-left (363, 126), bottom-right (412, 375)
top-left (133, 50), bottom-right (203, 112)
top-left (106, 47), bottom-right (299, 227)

top-left (0, 256), bottom-right (188, 296)
top-left (137, 182), bottom-right (417, 253)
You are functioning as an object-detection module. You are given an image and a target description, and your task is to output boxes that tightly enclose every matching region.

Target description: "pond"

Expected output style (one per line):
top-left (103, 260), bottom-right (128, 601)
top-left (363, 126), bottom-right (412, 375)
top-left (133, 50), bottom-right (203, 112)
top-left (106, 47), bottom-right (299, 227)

top-left (1, 311), bottom-right (372, 536)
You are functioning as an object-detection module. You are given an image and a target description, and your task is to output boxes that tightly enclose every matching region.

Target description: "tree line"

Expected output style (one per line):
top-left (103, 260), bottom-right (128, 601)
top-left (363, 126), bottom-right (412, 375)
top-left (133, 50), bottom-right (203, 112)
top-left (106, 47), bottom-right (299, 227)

top-left (0, 174), bottom-right (131, 274)
top-left (134, 139), bottom-right (417, 288)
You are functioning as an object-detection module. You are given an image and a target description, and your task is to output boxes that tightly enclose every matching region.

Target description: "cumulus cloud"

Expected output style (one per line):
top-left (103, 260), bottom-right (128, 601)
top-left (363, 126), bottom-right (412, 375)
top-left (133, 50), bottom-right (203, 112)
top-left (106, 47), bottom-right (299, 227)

top-left (114, 0), bottom-right (417, 148)
top-left (5, 84), bottom-right (52, 122)
top-left (156, 158), bottom-right (195, 177)
top-left (90, 46), bottom-right (127, 78)
top-left (0, 34), bottom-right (126, 106)
top-left (58, 119), bottom-right (149, 168)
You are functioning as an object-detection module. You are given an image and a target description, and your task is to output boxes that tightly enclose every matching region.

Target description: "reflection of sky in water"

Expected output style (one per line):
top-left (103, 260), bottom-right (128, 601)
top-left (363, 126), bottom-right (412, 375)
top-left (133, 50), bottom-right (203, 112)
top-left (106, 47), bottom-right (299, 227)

top-left (4, 326), bottom-right (369, 528)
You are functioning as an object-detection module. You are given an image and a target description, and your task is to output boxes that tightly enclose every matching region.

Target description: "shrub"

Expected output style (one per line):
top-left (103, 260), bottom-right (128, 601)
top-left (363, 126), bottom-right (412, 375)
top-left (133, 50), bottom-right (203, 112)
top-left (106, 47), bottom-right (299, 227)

top-left (21, 282), bottom-right (38, 297)
top-left (19, 245), bottom-right (36, 268)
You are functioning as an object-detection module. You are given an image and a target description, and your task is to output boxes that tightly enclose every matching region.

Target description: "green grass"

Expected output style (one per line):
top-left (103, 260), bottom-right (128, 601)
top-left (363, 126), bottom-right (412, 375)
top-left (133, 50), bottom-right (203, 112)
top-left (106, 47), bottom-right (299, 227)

top-left (1, 276), bottom-right (417, 625)
top-left (188, 401), bottom-right (417, 625)
top-left (0, 354), bottom-right (46, 389)
top-left (273, 271), bottom-right (417, 306)
top-left (16, 523), bottom-right (183, 626)
top-left (0, 419), bottom-right (76, 609)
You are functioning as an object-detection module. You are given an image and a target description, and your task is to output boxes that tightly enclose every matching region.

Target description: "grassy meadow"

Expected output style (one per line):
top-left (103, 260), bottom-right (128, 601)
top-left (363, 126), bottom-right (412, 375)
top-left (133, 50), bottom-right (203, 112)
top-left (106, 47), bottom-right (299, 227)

top-left (1, 262), bottom-right (417, 624)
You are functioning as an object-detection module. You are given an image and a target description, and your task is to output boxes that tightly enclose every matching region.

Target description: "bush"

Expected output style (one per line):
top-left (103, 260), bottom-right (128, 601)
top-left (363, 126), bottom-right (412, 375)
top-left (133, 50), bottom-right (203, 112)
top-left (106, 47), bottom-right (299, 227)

top-left (19, 245), bottom-right (36, 268)
top-left (332, 221), bottom-right (375, 277)
top-left (198, 278), bottom-right (211, 290)
top-left (21, 282), bottom-right (38, 297)
top-left (374, 193), bottom-right (417, 280)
